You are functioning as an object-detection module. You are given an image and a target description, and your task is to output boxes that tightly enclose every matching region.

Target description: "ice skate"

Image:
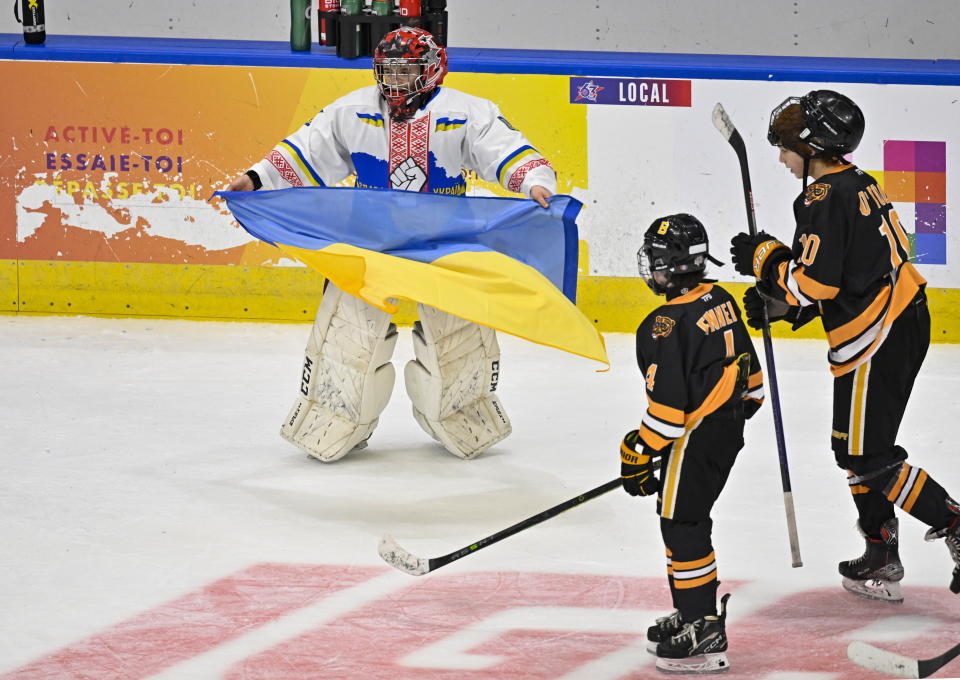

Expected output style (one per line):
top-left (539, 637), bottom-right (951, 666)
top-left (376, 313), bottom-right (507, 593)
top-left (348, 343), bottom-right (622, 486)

top-left (647, 609), bottom-right (683, 654)
top-left (839, 518), bottom-right (904, 604)
top-left (655, 594), bottom-right (731, 674)
top-left (923, 511), bottom-right (960, 594)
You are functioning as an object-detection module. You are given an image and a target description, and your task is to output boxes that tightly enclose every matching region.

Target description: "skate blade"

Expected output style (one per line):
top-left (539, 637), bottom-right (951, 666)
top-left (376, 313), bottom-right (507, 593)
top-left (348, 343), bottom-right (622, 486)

top-left (842, 577), bottom-right (904, 604)
top-left (656, 652), bottom-right (730, 674)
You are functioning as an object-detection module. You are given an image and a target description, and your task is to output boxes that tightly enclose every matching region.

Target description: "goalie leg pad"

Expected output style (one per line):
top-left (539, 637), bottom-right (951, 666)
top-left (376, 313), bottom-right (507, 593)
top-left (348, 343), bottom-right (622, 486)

top-left (404, 304), bottom-right (511, 459)
top-left (281, 283), bottom-right (398, 462)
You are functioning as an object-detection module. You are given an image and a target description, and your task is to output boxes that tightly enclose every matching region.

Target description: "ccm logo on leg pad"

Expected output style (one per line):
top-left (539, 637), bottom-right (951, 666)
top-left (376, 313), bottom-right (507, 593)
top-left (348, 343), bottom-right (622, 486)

top-left (300, 356), bottom-right (314, 396)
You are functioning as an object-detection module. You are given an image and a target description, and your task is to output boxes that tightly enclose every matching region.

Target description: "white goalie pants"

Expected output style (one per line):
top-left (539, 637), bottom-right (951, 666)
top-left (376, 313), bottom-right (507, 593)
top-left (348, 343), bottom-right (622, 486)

top-left (280, 283), bottom-right (511, 462)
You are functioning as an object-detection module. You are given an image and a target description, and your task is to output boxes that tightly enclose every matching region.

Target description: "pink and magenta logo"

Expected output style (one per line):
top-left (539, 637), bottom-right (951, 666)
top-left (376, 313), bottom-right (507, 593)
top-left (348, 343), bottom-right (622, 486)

top-left (875, 140), bottom-right (947, 264)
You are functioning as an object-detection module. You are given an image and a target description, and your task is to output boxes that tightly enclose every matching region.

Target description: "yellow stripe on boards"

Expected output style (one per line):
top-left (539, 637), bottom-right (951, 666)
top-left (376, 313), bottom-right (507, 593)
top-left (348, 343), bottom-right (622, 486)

top-left (8, 262), bottom-right (960, 346)
top-left (0, 260), bottom-right (16, 313)
top-left (10, 259), bottom-right (331, 320)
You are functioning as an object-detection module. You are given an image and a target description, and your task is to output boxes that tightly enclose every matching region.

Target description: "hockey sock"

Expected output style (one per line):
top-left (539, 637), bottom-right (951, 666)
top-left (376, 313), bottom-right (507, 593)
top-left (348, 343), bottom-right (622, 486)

top-left (864, 462), bottom-right (955, 530)
top-left (661, 518), bottom-right (719, 621)
top-left (848, 472), bottom-right (896, 538)
top-left (664, 546), bottom-right (678, 610)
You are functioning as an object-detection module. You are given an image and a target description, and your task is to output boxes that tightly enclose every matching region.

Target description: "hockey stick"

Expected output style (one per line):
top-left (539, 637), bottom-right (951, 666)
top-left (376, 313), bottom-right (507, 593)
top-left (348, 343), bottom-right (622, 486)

top-left (712, 103), bottom-right (803, 568)
top-left (379, 465), bottom-right (660, 575)
top-left (847, 641), bottom-right (960, 679)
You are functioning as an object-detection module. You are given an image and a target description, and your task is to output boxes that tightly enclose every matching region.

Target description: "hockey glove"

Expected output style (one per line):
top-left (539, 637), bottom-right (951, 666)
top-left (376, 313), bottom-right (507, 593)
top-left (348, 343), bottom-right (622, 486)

top-left (725, 351), bottom-right (762, 420)
top-left (743, 285), bottom-right (790, 329)
top-left (730, 231), bottom-right (791, 280)
top-left (743, 286), bottom-right (820, 331)
top-left (620, 430), bottom-right (658, 497)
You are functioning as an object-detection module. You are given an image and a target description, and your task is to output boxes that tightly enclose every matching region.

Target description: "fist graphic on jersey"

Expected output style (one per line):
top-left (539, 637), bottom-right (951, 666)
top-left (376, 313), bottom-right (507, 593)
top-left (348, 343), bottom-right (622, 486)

top-left (390, 157), bottom-right (428, 192)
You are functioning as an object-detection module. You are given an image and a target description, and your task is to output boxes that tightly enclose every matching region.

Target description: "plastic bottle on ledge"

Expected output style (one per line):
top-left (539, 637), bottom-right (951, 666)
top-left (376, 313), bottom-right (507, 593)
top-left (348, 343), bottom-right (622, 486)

top-left (368, 0), bottom-right (393, 49)
top-left (319, 0), bottom-right (341, 46)
top-left (339, 0), bottom-right (363, 58)
top-left (397, 0), bottom-right (421, 27)
top-left (15, 0), bottom-right (46, 45)
top-left (290, 0), bottom-right (312, 50)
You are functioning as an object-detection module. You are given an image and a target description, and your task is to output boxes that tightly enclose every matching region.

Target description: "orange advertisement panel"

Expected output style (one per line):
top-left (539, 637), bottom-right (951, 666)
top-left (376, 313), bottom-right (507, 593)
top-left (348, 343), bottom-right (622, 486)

top-left (1, 61), bottom-right (360, 266)
top-left (1, 61), bottom-right (585, 269)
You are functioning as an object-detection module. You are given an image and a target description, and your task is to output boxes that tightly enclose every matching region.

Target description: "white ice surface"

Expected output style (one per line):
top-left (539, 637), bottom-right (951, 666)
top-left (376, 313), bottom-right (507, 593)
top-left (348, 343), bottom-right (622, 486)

top-left (1, 316), bottom-right (958, 679)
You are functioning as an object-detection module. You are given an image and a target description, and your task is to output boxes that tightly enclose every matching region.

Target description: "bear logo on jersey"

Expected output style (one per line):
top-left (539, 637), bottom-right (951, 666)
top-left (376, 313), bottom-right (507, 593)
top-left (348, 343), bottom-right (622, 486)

top-left (804, 182), bottom-right (832, 206)
top-left (651, 315), bottom-right (676, 339)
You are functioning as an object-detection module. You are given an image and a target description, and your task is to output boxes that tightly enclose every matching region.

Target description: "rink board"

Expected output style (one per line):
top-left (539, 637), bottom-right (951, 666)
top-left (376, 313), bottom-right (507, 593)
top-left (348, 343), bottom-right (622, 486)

top-left (2, 37), bottom-right (960, 339)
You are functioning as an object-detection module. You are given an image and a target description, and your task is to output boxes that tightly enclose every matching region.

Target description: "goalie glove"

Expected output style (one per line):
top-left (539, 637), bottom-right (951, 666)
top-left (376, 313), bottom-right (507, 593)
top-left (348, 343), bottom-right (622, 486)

top-left (730, 231), bottom-right (791, 280)
top-left (620, 430), bottom-right (658, 497)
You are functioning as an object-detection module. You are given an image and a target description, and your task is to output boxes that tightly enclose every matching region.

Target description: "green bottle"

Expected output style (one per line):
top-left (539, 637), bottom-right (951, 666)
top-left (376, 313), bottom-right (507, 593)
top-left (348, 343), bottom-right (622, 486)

top-left (339, 0), bottom-right (363, 58)
top-left (371, 0), bottom-right (393, 16)
top-left (290, 0), bottom-right (312, 51)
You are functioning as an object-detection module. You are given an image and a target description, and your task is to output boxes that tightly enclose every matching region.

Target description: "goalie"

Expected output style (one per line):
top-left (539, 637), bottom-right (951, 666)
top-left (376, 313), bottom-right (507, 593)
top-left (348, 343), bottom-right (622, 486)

top-left (225, 27), bottom-right (556, 462)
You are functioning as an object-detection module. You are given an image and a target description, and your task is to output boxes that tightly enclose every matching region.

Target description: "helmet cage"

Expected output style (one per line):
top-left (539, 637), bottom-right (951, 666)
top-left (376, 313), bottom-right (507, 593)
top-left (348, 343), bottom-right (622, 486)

top-left (374, 56), bottom-right (442, 101)
top-left (373, 28), bottom-right (447, 119)
top-left (637, 237), bottom-right (708, 295)
top-left (767, 96), bottom-right (802, 148)
top-left (768, 92), bottom-right (860, 158)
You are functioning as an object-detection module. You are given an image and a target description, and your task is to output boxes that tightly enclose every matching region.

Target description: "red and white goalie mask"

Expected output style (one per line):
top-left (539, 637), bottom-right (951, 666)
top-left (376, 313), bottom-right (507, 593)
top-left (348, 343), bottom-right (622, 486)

top-left (373, 27), bottom-right (448, 121)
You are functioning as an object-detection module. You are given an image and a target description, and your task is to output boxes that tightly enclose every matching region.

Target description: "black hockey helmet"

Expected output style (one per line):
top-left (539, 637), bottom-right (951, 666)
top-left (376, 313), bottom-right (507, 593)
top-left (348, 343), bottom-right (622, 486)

top-left (767, 90), bottom-right (865, 158)
top-left (638, 213), bottom-right (724, 295)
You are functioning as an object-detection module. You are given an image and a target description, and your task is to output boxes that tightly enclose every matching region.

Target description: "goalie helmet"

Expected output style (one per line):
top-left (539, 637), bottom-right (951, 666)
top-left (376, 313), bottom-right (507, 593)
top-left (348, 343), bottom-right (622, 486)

top-left (768, 89), bottom-right (865, 159)
top-left (638, 214), bottom-right (723, 295)
top-left (374, 27), bottom-right (448, 121)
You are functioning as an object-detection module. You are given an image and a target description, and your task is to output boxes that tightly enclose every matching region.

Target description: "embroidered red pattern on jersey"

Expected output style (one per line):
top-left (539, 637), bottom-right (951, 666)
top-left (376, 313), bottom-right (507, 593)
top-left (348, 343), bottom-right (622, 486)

top-left (389, 114), bottom-right (432, 192)
top-left (268, 150), bottom-right (304, 188)
top-left (508, 157), bottom-right (552, 194)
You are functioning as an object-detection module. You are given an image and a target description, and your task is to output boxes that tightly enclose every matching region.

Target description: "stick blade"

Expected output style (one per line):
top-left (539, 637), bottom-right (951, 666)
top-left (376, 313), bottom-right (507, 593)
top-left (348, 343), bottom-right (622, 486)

top-left (378, 535), bottom-right (430, 576)
top-left (712, 102), bottom-right (735, 140)
top-left (847, 641), bottom-right (921, 678)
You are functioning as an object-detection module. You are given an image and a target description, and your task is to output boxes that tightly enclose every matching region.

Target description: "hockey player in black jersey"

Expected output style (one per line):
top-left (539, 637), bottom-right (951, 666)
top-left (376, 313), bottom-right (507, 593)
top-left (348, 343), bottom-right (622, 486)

top-left (622, 213), bottom-right (764, 674)
top-left (729, 90), bottom-right (960, 603)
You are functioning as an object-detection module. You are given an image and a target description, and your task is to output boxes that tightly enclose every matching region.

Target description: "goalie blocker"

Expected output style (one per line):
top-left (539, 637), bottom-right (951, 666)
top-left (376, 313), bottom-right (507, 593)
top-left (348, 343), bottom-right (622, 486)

top-left (281, 283), bottom-right (510, 462)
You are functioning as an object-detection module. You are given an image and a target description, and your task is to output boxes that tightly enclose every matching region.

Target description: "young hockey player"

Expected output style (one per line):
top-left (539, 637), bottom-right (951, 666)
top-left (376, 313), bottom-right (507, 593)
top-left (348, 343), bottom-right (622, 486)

top-left (621, 213), bottom-right (764, 674)
top-left (226, 27), bottom-right (556, 463)
top-left (729, 90), bottom-right (960, 602)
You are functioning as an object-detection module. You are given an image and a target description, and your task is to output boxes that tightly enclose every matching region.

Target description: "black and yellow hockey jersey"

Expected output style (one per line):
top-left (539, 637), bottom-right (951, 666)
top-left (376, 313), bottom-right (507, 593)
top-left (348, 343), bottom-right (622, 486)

top-left (636, 283), bottom-right (764, 452)
top-left (764, 164), bottom-right (926, 376)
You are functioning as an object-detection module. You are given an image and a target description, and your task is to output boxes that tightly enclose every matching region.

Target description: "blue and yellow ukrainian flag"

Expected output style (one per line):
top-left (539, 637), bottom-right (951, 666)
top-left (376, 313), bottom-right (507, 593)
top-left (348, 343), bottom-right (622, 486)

top-left (216, 187), bottom-right (607, 365)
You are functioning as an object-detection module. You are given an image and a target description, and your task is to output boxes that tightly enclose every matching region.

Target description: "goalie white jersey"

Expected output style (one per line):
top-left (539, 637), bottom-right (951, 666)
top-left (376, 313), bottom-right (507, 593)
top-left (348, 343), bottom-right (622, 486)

top-left (250, 85), bottom-right (557, 198)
